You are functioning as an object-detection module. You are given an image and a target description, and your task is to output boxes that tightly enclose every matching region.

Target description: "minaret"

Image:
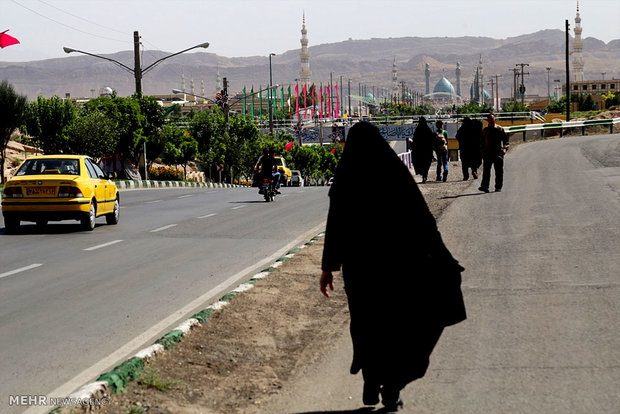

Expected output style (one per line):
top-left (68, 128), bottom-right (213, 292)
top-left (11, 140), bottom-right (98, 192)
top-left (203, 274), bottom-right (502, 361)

top-left (572, 1), bottom-right (584, 82)
top-left (455, 61), bottom-right (462, 98)
top-left (478, 55), bottom-right (484, 105)
top-left (216, 67), bottom-right (221, 94)
top-left (425, 63), bottom-right (430, 95)
top-left (299, 12), bottom-right (311, 85)
top-left (392, 59), bottom-right (398, 98)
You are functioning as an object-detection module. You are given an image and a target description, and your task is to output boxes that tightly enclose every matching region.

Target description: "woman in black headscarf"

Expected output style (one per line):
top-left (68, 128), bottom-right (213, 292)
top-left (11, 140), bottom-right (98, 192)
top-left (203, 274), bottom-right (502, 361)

top-left (456, 117), bottom-right (483, 180)
top-left (320, 121), bottom-right (466, 412)
top-left (411, 116), bottom-right (435, 183)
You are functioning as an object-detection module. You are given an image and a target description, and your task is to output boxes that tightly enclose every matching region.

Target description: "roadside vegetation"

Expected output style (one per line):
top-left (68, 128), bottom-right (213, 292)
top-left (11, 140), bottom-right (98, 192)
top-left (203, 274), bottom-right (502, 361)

top-left (2, 79), bottom-right (618, 185)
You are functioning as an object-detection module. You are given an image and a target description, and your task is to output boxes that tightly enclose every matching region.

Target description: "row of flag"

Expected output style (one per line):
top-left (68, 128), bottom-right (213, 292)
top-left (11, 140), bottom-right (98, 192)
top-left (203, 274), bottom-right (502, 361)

top-left (241, 84), bottom-right (343, 120)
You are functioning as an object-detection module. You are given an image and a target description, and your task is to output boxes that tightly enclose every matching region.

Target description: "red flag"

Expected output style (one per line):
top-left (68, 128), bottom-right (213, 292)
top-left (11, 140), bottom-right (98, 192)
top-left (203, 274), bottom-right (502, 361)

top-left (318, 86), bottom-right (323, 120)
top-left (303, 84), bottom-right (307, 119)
top-left (295, 84), bottom-right (299, 120)
top-left (0, 30), bottom-right (20, 48)
top-left (331, 148), bottom-right (336, 154)
top-left (285, 142), bottom-right (294, 151)
top-left (334, 85), bottom-right (339, 119)
top-left (311, 85), bottom-right (315, 119)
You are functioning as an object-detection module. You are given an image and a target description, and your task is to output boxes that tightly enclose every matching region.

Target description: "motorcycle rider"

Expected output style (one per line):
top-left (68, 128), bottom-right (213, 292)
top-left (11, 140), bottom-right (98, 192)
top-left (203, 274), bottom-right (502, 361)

top-left (257, 148), bottom-right (281, 194)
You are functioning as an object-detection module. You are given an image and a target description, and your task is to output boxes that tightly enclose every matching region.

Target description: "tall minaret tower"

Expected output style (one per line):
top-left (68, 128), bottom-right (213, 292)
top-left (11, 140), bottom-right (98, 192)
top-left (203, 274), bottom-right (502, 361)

top-left (572, 1), bottom-right (584, 82)
top-left (299, 12), bottom-right (311, 85)
top-left (456, 61), bottom-right (462, 98)
top-left (425, 63), bottom-right (431, 95)
top-left (478, 55), bottom-right (484, 105)
top-left (392, 59), bottom-right (398, 98)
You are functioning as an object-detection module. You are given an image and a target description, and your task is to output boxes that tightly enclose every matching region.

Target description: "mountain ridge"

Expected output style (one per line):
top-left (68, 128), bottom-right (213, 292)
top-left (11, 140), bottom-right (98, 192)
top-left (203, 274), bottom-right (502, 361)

top-left (2, 29), bottom-right (618, 102)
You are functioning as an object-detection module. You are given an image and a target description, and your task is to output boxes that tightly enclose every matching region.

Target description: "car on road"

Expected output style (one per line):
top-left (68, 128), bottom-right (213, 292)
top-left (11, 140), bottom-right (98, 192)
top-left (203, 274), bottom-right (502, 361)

top-left (2, 155), bottom-right (120, 233)
top-left (290, 170), bottom-right (304, 187)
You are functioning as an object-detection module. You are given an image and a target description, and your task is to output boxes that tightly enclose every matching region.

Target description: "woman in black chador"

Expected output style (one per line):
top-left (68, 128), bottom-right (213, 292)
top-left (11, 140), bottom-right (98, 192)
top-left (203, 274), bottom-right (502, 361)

top-left (320, 122), bottom-right (467, 412)
top-left (455, 117), bottom-right (483, 180)
top-left (411, 116), bottom-right (435, 183)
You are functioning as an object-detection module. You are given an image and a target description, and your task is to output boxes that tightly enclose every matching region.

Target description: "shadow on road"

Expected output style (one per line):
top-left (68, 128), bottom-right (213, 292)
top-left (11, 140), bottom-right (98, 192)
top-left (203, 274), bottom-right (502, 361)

top-left (439, 192), bottom-right (486, 200)
top-left (295, 407), bottom-right (394, 414)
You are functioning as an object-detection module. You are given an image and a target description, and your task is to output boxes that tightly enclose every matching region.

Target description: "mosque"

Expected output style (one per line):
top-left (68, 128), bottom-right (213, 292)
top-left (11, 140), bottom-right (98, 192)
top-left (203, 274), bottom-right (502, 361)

top-left (421, 59), bottom-right (490, 106)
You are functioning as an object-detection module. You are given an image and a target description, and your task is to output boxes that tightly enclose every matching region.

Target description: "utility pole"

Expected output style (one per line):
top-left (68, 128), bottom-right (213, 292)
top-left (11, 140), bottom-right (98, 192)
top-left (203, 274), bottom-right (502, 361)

top-left (510, 68), bottom-right (519, 102)
top-left (494, 74), bottom-right (501, 110)
top-left (487, 78), bottom-right (495, 111)
top-left (565, 19), bottom-right (571, 121)
top-left (223, 77), bottom-right (229, 124)
top-left (546, 67), bottom-right (552, 99)
top-left (133, 31), bottom-right (142, 95)
top-left (348, 78), bottom-right (352, 116)
top-left (516, 63), bottom-right (530, 106)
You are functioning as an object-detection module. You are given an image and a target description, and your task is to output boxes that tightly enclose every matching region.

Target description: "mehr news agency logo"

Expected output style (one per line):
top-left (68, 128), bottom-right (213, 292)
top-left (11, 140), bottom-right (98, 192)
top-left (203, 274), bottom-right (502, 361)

top-left (8, 394), bottom-right (111, 407)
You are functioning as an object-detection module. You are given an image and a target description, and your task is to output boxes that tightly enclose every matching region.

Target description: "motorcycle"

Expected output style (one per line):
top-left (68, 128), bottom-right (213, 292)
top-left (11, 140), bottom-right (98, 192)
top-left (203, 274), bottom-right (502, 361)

top-left (260, 177), bottom-right (276, 202)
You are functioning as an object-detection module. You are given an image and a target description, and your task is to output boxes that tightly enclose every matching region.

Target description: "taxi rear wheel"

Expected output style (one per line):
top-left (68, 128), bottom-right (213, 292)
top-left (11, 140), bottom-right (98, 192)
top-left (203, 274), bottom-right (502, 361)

top-left (4, 217), bottom-right (20, 234)
top-left (106, 198), bottom-right (119, 225)
top-left (81, 201), bottom-right (97, 231)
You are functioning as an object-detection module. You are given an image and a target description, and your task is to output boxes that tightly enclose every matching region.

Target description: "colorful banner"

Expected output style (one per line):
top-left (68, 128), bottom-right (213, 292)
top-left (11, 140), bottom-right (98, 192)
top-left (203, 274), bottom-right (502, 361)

top-left (295, 84), bottom-right (299, 120)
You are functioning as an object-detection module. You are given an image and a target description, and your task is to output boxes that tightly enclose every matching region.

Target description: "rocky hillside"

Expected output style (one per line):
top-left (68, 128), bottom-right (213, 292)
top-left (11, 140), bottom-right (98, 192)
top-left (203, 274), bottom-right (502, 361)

top-left (1, 30), bottom-right (618, 101)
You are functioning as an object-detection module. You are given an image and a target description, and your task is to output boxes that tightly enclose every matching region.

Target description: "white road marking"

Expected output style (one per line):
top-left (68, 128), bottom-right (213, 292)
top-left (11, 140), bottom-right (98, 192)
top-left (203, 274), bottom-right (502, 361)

top-left (145, 200), bottom-right (162, 204)
top-left (0, 263), bottom-right (43, 280)
top-left (178, 195), bottom-right (193, 199)
top-left (197, 213), bottom-right (217, 219)
top-left (83, 240), bottom-right (124, 251)
top-left (150, 224), bottom-right (178, 233)
top-left (231, 205), bottom-right (246, 210)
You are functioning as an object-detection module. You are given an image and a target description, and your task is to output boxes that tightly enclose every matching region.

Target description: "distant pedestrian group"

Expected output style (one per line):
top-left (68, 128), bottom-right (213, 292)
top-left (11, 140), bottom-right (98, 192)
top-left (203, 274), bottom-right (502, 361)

top-left (411, 113), bottom-right (509, 193)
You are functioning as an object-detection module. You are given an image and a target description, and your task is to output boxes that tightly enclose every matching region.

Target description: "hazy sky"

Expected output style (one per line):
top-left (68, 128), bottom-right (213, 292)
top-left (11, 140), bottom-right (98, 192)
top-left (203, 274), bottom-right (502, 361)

top-left (1, 0), bottom-right (619, 62)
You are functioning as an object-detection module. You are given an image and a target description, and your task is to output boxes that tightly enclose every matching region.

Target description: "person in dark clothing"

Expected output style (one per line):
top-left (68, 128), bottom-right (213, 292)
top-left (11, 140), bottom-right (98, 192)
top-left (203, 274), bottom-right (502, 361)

top-left (411, 117), bottom-right (435, 183)
top-left (434, 120), bottom-right (449, 182)
top-left (455, 117), bottom-right (483, 180)
top-left (479, 114), bottom-right (509, 193)
top-left (257, 148), bottom-right (281, 193)
top-left (320, 122), bottom-right (467, 412)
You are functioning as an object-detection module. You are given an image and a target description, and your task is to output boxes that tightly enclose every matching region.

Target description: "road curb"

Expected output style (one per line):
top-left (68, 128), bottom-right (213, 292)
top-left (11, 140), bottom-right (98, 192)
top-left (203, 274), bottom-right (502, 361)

top-left (49, 232), bottom-right (326, 413)
top-left (115, 180), bottom-right (244, 190)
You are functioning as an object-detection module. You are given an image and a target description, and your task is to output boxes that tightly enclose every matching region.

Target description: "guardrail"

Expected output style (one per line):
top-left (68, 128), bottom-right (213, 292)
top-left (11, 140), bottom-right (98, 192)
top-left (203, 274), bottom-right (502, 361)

top-left (503, 117), bottom-right (619, 141)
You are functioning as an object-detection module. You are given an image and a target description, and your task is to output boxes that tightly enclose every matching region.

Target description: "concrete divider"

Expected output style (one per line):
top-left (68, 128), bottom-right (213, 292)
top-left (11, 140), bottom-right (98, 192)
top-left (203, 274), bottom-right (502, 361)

top-left (114, 180), bottom-right (245, 190)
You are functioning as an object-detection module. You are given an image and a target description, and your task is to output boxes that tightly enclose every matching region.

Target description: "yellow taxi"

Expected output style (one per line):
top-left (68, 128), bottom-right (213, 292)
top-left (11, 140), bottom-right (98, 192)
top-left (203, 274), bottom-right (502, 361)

top-left (252, 154), bottom-right (292, 187)
top-left (2, 155), bottom-right (119, 233)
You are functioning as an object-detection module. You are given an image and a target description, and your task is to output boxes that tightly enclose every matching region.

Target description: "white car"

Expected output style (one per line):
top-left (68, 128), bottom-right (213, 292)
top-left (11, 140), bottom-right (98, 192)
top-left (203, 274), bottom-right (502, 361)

top-left (290, 170), bottom-right (304, 187)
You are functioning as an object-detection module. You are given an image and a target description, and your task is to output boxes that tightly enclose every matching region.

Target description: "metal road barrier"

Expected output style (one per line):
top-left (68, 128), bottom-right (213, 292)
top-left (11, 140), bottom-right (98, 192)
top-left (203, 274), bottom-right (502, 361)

top-left (503, 117), bottom-right (620, 141)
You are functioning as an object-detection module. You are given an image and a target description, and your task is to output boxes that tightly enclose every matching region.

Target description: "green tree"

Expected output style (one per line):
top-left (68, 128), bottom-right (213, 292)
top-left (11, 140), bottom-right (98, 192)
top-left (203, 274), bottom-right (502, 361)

top-left (83, 96), bottom-right (146, 163)
top-left (160, 124), bottom-right (198, 179)
top-left (458, 101), bottom-right (494, 114)
top-left (22, 95), bottom-right (76, 155)
top-left (547, 96), bottom-right (567, 113)
top-left (0, 80), bottom-right (27, 183)
top-left (66, 108), bottom-right (117, 157)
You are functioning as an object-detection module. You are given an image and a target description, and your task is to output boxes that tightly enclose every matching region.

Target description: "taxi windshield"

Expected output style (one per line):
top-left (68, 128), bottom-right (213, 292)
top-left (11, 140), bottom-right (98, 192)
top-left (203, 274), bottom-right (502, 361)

top-left (16, 158), bottom-right (80, 176)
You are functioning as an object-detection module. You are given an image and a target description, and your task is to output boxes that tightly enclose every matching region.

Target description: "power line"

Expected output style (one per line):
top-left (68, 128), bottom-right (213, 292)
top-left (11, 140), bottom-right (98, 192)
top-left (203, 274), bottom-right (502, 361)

top-left (10, 0), bottom-right (128, 44)
top-left (36, 0), bottom-right (128, 36)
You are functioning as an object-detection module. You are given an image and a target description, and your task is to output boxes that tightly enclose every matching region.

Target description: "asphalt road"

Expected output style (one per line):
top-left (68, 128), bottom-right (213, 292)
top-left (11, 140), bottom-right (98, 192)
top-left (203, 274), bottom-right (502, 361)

top-left (263, 134), bottom-right (619, 413)
top-left (0, 185), bottom-right (329, 413)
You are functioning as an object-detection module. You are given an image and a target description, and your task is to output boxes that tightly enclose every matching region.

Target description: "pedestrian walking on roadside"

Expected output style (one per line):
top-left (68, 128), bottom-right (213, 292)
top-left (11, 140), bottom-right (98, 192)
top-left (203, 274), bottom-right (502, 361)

top-left (320, 121), bottom-right (467, 412)
top-left (455, 117), bottom-right (483, 180)
top-left (411, 116), bottom-right (435, 183)
top-left (479, 113), bottom-right (510, 193)
top-left (434, 120), bottom-right (449, 182)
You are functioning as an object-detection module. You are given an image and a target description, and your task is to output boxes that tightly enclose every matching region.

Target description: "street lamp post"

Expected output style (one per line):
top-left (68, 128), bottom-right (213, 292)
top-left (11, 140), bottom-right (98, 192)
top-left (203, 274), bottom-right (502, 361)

top-left (546, 67), bottom-right (552, 99)
top-left (64, 30), bottom-right (209, 95)
top-left (269, 53), bottom-right (276, 135)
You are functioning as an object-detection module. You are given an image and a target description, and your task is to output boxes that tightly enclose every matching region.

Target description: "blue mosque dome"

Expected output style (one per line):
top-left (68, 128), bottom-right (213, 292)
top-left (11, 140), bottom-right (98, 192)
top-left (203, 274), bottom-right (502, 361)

top-left (366, 92), bottom-right (375, 100)
top-left (433, 77), bottom-right (455, 95)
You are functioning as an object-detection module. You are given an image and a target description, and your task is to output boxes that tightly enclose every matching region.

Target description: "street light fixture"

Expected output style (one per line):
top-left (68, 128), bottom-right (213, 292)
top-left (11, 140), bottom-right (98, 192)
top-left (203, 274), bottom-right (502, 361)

top-left (64, 31), bottom-right (209, 95)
